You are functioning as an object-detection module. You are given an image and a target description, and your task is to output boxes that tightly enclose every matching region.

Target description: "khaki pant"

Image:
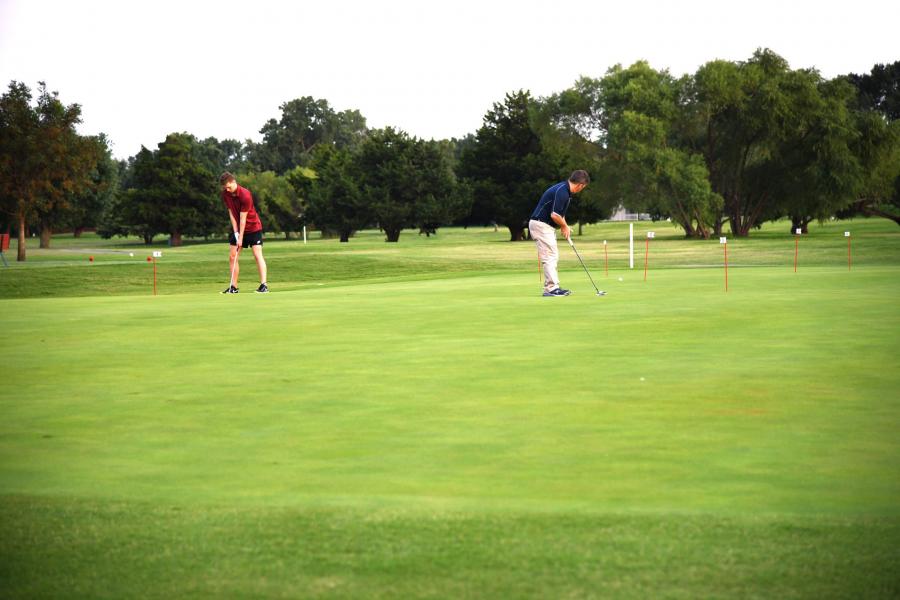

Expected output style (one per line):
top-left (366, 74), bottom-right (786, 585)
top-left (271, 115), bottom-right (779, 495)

top-left (529, 219), bottom-right (560, 293)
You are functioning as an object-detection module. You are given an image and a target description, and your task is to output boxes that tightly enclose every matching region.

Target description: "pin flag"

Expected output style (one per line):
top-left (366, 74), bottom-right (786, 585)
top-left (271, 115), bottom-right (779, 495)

top-left (845, 231), bottom-right (851, 270)
top-left (720, 237), bottom-right (728, 292)
top-left (150, 251), bottom-right (162, 295)
top-left (643, 232), bottom-right (654, 281)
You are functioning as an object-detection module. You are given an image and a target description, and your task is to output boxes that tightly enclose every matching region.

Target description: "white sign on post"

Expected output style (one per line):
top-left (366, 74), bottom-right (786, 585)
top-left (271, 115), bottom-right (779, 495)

top-left (795, 228), bottom-right (802, 235)
top-left (844, 231), bottom-right (850, 237)
top-left (647, 231), bottom-right (655, 239)
top-left (719, 237), bottom-right (727, 244)
top-left (603, 240), bottom-right (607, 245)
top-left (152, 251), bottom-right (162, 258)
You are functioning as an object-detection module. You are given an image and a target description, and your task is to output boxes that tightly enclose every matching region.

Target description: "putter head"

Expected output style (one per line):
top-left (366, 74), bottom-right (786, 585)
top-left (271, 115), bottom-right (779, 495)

top-left (596, 290), bottom-right (606, 296)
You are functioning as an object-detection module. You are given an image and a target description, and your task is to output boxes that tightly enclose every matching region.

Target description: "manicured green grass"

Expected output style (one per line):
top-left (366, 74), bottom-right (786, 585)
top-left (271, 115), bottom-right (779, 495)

top-left (1, 219), bottom-right (898, 598)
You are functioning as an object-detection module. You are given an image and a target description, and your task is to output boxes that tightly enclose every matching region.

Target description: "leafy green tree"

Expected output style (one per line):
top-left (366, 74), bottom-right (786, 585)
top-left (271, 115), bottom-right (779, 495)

top-left (561, 63), bottom-right (720, 237)
top-left (847, 61), bottom-right (900, 120)
top-left (458, 91), bottom-right (565, 241)
top-left (68, 133), bottom-right (118, 237)
top-left (253, 97), bottom-right (368, 173)
top-left (122, 133), bottom-right (219, 246)
top-left (238, 170), bottom-right (304, 238)
top-left (842, 62), bottom-right (900, 225)
top-left (0, 81), bottom-right (99, 260)
top-left (689, 49), bottom-right (863, 236)
top-left (776, 77), bottom-right (865, 233)
top-left (840, 112), bottom-right (900, 225)
top-left (535, 98), bottom-right (610, 234)
top-left (356, 128), bottom-right (467, 242)
top-left (307, 146), bottom-right (368, 242)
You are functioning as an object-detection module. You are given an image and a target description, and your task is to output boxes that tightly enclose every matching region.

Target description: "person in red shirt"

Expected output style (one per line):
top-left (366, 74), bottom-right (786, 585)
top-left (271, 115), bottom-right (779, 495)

top-left (220, 172), bottom-right (268, 293)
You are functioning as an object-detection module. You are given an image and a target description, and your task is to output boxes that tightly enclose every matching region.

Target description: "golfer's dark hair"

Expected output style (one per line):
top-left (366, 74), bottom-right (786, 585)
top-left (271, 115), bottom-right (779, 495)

top-left (219, 172), bottom-right (236, 185)
top-left (569, 170), bottom-right (590, 185)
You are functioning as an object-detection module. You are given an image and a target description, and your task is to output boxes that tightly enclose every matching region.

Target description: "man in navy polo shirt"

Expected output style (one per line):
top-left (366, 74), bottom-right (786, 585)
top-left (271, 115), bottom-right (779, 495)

top-left (528, 170), bottom-right (590, 296)
top-left (220, 172), bottom-right (268, 293)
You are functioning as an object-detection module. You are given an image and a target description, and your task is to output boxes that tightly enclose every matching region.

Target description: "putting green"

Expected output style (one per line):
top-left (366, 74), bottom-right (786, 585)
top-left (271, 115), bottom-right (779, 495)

top-left (1, 223), bottom-right (898, 598)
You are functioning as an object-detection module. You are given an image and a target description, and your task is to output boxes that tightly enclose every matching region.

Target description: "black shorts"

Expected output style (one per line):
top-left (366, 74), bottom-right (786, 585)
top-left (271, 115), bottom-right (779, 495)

top-left (229, 230), bottom-right (263, 248)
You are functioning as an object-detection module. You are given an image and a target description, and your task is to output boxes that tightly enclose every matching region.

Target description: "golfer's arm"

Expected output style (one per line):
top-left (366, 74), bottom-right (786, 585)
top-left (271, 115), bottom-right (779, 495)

top-left (239, 212), bottom-right (248, 236)
top-left (228, 213), bottom-right (239, 233)
top-left (550, 212), bottom-right (568, 229)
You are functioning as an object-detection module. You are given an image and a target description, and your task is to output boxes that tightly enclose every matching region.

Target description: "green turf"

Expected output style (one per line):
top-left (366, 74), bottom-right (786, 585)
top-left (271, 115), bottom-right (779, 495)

top-left (1, 219), bottom-right (898, 598)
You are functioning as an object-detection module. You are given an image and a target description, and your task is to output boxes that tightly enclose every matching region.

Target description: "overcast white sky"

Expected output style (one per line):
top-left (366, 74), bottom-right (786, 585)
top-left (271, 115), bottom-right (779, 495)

top-left (1, 0), bottom-right (897, 159)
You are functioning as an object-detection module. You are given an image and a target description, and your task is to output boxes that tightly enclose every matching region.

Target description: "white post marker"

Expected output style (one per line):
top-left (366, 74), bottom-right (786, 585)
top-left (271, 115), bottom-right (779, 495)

top-left (629, 223), bottom-right (634, 269)
top-left (794, 228), bottom-right (801, 272)
top-left (720, 237), bottom-right (728, 292)
top-left (303, 225), bottom-right (307, 244)
top-left (603, 240), bottom-right (608, 277)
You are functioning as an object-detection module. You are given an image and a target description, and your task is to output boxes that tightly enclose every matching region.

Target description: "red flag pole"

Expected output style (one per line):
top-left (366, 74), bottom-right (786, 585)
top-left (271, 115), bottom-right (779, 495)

top-left (847, 232), bottom-right (852, 270)
top-left (793, 229), bottom-right (800, 272)
top-left (720, 237), bottom-right (728, 292)
top-left (644, 233), bottom-right (654, 281)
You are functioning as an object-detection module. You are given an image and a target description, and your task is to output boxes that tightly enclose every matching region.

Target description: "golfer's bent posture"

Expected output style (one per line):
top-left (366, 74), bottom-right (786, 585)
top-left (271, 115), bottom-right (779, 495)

top-left (220, 172), bottom-right (268, 293)
top-left (528, 170), bottom-right (590, 296)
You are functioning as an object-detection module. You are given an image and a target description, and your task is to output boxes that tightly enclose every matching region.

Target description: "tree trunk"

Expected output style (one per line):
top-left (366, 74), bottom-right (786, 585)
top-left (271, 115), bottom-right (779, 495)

top-left (170, 231), bottom-right (182, 247)
top-left (74, 227), bottom-right (85, 238)
top-left (143, 234), bottom-right (154, 245)
top-left (384, 228), bottom-right (401, 242)
top-left (507, 225), bottom-right (526, 241)
top-left (17, 213), bottom-right (26, 261)
top-left (340, 229), bottom-right (350, 242)
top-left (40, 221), bottom-right (51, 248)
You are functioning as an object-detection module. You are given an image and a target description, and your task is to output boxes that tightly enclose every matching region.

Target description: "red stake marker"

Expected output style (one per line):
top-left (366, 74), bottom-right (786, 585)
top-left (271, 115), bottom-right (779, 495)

top-left (150, 251), bottom-right (162, 295)
top-left (845, 231), bottom-right (851, 270)
top-left (720, 237), bottom-right (728, 292)
top-left (644, 231), bottom-right (655, 282)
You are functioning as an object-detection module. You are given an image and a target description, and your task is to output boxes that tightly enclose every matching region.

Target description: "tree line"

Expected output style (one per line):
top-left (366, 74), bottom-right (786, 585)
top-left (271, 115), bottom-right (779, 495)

top-left (1, 49), bottom-right (897, 260)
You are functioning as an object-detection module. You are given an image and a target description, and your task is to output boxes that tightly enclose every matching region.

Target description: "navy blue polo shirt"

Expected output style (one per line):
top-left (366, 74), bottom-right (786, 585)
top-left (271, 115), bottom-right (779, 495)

top-left (530, 181), bottom-right (572, 226)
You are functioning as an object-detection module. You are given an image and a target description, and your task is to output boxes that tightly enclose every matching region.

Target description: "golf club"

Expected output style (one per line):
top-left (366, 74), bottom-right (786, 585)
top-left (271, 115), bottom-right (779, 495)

top-left (225, 246), bottom-right (240, 293)
top-left (567, 237), bottom-right (606, 296)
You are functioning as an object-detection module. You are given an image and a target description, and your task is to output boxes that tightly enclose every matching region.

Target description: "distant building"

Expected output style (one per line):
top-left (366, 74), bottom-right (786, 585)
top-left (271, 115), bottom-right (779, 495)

top-left (607, 205), bottom-right (652, 221)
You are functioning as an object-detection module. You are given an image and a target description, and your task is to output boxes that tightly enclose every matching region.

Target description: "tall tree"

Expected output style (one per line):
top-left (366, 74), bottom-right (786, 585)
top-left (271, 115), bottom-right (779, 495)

top-left (356, 128), bottom-right (467, 242)
top-left (0, 81), bottom-right (99, 260)
top-left (68, 133), bottom-right (118, 238)
top-left (551, 64), bottom-right (720, 237)
top-left (458, 91), bottom-right (565, 241)
top-left (306, 145), bottom-right (368, 242)
top-left (254, 97), bottom-right (368, 173)
top-left (123, 133), bottom-right (219, 246)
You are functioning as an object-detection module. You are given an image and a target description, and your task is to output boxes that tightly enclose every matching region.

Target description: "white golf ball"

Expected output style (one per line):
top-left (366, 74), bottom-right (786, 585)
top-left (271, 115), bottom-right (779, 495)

top-left (129, 252), bottom-right (134, 257)
top-left (640, 377), bottom-right (645, 381)
top-left (618, 277), bottom-right (623, 282)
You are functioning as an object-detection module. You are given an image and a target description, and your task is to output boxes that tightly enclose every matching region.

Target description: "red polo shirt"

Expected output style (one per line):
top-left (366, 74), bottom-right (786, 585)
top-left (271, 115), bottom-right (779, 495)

top-left (222, 185), bottom-right (263, 233)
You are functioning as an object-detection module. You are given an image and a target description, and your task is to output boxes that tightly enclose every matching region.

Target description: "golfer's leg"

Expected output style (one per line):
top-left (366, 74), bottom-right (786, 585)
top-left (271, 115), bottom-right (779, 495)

top-left (530, 220), bottom-right (559, 293)
top-left (545, 237), bottom-right (560, 291)
top-left (252, 245), bottom-right (267, 284)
